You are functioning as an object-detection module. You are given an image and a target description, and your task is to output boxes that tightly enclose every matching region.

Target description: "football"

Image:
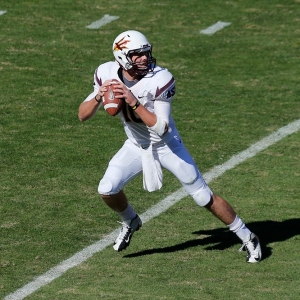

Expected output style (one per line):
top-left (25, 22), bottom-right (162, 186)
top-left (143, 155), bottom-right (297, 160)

top-left (102, 79), bottom-right (124, 116)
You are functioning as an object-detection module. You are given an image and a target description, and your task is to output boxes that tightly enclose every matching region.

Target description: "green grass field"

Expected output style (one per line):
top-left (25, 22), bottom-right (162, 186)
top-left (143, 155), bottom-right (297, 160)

top-left (1, 0), bottom-right (300, 299)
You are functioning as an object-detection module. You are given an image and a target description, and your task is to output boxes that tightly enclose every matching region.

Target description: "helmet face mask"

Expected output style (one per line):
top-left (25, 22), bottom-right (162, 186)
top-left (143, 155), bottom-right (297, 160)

top-left (126, 47), bottom-right (156, 76)
top-left (113, 30), bottom-right (156, 76)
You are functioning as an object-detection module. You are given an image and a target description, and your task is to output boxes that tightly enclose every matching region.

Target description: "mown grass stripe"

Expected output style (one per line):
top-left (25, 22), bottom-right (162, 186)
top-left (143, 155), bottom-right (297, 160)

top-left (4, 118), bottom-right (300, 300)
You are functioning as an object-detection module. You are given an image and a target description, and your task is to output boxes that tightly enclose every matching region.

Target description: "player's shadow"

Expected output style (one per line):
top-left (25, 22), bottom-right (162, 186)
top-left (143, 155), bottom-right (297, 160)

top-left (123, 218), bottom-right (300, 261)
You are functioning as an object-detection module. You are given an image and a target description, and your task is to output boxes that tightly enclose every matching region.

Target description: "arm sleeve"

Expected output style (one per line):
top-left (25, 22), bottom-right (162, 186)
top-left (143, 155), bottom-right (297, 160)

top-left (153, 100), bottom-right (171, 125)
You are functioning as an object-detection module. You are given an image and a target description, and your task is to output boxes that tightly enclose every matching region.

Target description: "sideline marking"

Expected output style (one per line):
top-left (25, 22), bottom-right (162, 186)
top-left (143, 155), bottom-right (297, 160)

top-left (4, 119), bottom-right (300, 300)
top-left (200, 21), bottom-right (231, 35)
top-left (0, 10), bottom-right (7, 16)
top-left (86, 14), bottom-right (119, 29)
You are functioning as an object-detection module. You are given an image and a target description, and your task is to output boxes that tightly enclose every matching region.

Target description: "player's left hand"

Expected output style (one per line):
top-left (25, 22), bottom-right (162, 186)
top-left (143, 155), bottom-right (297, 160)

top-left (111, 81), bottom-right (137, 107)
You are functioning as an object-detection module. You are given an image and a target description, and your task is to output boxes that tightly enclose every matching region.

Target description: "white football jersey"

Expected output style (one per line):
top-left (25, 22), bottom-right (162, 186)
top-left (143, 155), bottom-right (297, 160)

top-left (85, 61), bottom-right (179, 145)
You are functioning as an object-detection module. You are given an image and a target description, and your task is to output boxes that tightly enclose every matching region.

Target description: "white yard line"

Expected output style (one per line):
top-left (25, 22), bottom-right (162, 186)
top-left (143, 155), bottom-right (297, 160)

top-left (86, 14), bottom-right (119, 29)
top-left (0, 10), bottom-right (7, 16)
top-left (5, 119), bottom-right (300, 300)
top-left (200, 21), bottom-right (231, 35)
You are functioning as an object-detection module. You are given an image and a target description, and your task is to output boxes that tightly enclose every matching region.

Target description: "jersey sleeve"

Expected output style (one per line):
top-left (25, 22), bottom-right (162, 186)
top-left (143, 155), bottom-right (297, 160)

top-left (154, 69), bottom-right (176, 123)
top-left (153, 69), bottom-right (176, 102)
top-left (83, 68), bottom-right (101, 102)
top-left (83, 62), bottom-right (118, 102)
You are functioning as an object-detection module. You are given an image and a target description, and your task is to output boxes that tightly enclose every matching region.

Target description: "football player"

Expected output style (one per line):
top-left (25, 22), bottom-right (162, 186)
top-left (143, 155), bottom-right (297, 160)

top-left (78, 30), bottom-right (262, 263)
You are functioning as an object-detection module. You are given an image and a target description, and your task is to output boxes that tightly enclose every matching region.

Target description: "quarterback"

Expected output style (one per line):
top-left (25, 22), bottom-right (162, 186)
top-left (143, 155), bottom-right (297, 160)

top-left (78, 30), bottom-right (262, 263)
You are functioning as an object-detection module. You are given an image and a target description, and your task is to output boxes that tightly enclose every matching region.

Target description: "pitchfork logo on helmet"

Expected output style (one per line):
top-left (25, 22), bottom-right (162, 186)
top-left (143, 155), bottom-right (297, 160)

top-left (113, 36), bottom-right (130, 51)
top-left (112, 30), bottom-right (156, 76)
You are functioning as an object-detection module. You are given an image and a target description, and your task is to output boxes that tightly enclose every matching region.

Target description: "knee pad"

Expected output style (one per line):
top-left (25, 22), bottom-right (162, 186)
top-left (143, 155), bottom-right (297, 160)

top-left (98, 178), bottom-right (113, 195)
top-left (192, 187), bottom-right (212, 207)
top-left (98, 166), bottom-right (123, 195)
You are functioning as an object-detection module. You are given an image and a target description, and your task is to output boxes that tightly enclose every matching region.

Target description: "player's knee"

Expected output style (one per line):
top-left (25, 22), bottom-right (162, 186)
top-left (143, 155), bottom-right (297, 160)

top-left (192, 188), bottom-right (213, 207)
top-left (98, 167), bottom-right (123, 195)
top-left (98, 178), bottom-right (113, 195)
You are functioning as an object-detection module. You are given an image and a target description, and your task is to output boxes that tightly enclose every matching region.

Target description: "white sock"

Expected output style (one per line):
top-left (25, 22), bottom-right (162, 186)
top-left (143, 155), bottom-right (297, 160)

top-left (228, 215), bottom-right (251, 242)
top-left (118, 203), bottom-right (136, 221)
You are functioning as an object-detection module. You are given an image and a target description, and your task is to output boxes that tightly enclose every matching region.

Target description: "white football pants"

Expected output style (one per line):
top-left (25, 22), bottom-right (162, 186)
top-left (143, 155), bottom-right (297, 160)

top-left (98, 136), bottom-right (212, 206)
